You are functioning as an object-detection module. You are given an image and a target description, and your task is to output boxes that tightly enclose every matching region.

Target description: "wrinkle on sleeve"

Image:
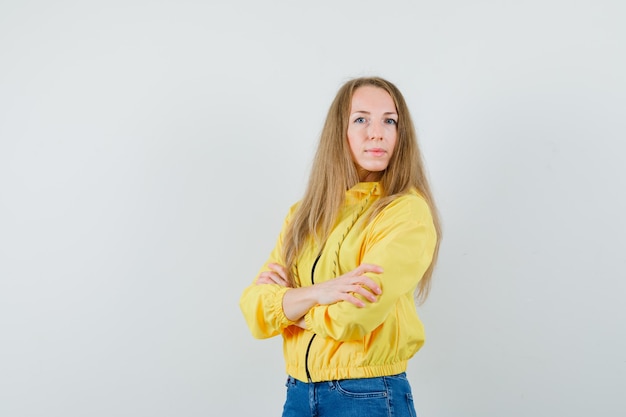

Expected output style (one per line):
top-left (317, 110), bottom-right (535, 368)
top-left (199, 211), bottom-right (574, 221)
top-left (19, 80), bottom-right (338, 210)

top-left (239, 204), bottom-right (299, 339)
top-left (240, 284), bottom-right (293, 339)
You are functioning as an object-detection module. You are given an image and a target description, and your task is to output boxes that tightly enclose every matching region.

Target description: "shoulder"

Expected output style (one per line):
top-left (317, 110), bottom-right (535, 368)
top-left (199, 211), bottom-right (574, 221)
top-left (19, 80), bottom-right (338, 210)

top-left (286, 200), bottom-right (301, 218)
top-left (364, 190), bottom-right (436, 244)
top-left (279, 200), bottom-right (302, 227)
top-left (380, 190), bottom-right (433, 223)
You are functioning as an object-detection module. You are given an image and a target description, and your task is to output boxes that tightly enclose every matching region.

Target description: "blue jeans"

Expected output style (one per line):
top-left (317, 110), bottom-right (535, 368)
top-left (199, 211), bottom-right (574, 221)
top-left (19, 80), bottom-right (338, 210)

top-left (282, 373), bottom-right (418, 417)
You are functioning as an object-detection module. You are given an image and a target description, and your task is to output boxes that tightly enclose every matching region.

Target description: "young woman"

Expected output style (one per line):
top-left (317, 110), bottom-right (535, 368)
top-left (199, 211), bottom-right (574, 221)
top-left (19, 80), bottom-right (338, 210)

top-left (240, 76), bottom-right (441, 417)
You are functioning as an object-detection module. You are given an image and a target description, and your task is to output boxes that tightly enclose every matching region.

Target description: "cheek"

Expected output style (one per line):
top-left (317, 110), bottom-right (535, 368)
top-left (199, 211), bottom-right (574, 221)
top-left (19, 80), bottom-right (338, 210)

top-left (347, 133), bottom-right (360, 154)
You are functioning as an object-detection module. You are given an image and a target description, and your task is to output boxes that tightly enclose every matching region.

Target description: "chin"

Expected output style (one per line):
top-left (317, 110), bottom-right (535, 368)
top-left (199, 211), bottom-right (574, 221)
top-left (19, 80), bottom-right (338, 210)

top-left (364, 164), bottom-right (389, 173)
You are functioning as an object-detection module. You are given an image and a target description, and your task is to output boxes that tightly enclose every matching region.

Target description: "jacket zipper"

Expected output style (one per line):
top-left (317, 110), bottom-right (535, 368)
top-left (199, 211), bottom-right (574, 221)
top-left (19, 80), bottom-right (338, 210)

top-left (304, 334), bottom-right (316, 382)
top-left (305, 252), bottom-right (322, 382)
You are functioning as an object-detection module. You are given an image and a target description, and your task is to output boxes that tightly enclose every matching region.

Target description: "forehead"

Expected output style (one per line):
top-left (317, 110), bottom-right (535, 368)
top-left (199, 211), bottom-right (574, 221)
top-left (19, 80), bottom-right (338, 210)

top-left (350, 86), bottom-right (396, 112)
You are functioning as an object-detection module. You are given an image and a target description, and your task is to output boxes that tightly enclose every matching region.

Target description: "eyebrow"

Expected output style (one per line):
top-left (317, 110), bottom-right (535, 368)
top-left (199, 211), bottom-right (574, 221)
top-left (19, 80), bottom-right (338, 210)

top-left (351, 110), bottom-right (398, 116)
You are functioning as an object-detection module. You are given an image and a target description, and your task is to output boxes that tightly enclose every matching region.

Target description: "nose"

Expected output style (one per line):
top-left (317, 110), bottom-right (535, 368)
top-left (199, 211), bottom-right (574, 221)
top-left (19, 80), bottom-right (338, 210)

top-left (368, 122), bottom-right (383, 140)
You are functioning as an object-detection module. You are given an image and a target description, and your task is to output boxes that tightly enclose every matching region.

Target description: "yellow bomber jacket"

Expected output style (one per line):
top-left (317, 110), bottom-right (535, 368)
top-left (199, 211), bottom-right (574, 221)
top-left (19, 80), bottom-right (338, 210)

top-left (239, 182), bottom-right (437, 382)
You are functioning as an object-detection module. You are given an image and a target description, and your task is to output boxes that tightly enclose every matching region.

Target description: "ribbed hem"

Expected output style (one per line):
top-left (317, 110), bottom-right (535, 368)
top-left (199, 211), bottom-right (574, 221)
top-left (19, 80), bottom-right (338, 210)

top-left (285, 361), bottom-right (409, 383)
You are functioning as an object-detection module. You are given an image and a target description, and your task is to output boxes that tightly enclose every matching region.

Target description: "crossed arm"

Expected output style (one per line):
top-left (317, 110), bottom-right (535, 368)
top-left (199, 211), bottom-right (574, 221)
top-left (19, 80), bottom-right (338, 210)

top-left (255, 262), bottom-right (383, 328)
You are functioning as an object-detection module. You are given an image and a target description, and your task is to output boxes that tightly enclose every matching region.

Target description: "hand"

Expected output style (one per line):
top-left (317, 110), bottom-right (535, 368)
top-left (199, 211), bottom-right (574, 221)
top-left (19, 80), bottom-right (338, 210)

top-left (312, 263), bottom-right (383, 308)
top-left (280, 263), bottom-right (383, 322)
top-left (255, 263), bottom-right (291, 287)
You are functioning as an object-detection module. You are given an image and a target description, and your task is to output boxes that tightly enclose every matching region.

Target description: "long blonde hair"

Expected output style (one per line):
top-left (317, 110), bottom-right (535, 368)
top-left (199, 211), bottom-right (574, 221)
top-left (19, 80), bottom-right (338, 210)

top-left (282, 76), bottom-right (441, 303)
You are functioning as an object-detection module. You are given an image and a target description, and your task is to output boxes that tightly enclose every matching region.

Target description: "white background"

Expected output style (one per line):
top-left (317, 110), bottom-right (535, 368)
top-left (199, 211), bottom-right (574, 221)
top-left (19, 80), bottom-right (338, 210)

top-left (1, 1), bottom-right (625, 416)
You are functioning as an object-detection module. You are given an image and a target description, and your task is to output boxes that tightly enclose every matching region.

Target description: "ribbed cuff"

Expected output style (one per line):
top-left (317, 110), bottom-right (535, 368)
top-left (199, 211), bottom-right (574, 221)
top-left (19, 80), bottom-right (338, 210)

top-left (273, 286), bottom-right (295, 327)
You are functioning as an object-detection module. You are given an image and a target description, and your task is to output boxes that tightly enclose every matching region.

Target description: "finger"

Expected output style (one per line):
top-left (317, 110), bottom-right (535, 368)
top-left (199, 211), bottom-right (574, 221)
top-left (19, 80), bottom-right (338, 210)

top-left (255, 276), bottom-right (274, 285)
top-left (342, 293), bottom-right (366, 308)
top-left (355, 263), bottom-right (384, 275)
top-left (267, 271), bottom-right (290, 286)
top-left (351, 284), bottom-right (379, 302)
top-left (344, 275), bottom-right (381, 295)
top-left (256, 271), bottom-right (284, 285)
top-left (268, 263), bottom-right (289, 281)
top-left (256, 276), bottom-right (289, 286)
top-left (356, 276), bottom-right (382, 295)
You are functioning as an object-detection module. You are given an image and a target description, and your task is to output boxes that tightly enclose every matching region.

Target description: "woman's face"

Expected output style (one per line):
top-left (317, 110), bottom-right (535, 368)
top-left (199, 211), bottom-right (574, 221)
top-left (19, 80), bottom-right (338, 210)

top-left (347, 86), bottom-right (398, 182)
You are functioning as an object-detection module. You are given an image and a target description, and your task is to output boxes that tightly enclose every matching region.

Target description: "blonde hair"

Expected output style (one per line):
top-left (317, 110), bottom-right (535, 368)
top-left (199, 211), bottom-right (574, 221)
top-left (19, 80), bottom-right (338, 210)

top-left (282, 76), bottom-right (441, 303)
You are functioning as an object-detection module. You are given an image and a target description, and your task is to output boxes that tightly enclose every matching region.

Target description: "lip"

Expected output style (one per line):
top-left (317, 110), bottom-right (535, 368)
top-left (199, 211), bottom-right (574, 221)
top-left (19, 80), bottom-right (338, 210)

top-left (366, 148), bottom-right (386, 156)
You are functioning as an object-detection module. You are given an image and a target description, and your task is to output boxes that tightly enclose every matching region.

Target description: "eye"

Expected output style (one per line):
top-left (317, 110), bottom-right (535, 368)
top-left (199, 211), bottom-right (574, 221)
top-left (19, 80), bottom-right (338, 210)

top-left (385, 118), bottom-right (398, 125)
top-left (354, 117), bottom-right (366, 124)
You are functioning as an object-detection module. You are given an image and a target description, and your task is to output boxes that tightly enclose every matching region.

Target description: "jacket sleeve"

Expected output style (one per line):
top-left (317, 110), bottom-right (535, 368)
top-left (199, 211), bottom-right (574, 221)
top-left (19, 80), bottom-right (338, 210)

top-left (303, 194), bottom-right (437, 341)
top-left (239, 205), bottom-right (297, 339)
